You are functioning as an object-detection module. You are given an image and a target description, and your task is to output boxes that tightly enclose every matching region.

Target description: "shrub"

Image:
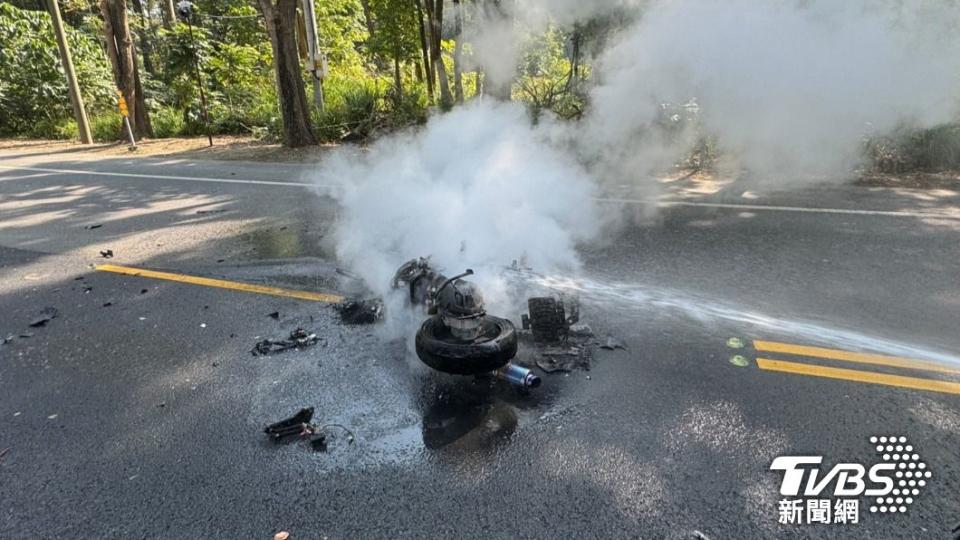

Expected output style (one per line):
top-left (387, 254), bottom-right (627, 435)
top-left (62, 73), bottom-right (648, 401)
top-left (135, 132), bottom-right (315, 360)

top-left (151, 107), bottom-right (185, 138)
top-left (91, 112), bottom-right (123, 142)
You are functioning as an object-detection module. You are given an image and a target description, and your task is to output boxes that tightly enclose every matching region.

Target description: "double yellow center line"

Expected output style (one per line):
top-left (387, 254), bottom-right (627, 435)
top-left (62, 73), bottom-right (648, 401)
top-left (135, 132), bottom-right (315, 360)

top-left (753, 340), bottom-right (960, 395)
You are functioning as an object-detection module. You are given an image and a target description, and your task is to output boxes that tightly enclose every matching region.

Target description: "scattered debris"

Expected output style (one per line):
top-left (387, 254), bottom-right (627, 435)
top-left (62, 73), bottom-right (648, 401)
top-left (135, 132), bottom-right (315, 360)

top-left (82, 285), bottom-right (93, 293)
top-left (99, 249), bottom-right (114, 258)
top-left (309, 435), bottom-right (328, 452)
top-left (264, 407), bottom-right (315, 440)
top-left (47, 414), bottom-right (58, 420)
top-left (29, 307), bottom-right (58, 327)
top-left (1, 335), bottom-right (14, 345)
top-left (264, 409), bottom-right (355, 454)
top-left (84, 224), bottom-right (102, 230)
top-left (535, 345), bottom-right (592, 373)
top-left (274, 532), bottom-right (290, 540)
top-left (335, 298), bottom-right (384, 325)
top-left (268, 311), bottom-right (280, 320)
top-left (599, 336), bottom-right (627, 350)
top-left (568, 323), bottom-right (594, 337)
top-left (252, 328), bottom-right (320, 356)
top-left (0, 448), bottom-right (9, 461)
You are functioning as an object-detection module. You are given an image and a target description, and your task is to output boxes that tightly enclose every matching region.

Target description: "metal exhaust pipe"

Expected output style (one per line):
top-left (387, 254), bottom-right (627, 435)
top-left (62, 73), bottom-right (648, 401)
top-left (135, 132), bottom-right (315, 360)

top-left (497, 362), bottom-right (541, 388)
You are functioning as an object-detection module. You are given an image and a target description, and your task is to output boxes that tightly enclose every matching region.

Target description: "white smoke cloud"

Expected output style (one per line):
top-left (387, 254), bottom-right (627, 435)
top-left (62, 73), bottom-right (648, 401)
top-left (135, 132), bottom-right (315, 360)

top-left (319, 0), bottom-right (960, 300)
top-left (322, 102), bottom-right (601, 299)
top-left (586, 0), bottom-right (960, 176)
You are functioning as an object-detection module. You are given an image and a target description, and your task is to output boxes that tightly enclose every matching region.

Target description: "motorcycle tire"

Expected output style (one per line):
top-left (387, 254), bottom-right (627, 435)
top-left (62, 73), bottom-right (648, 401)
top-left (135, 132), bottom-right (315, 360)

top-left (415, 314), bottom-right (518, 375)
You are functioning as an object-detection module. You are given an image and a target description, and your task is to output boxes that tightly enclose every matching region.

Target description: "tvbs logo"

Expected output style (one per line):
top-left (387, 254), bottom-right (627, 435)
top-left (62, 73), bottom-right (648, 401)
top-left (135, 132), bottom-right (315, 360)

top-left (771, 436), bottom-right (930, 524)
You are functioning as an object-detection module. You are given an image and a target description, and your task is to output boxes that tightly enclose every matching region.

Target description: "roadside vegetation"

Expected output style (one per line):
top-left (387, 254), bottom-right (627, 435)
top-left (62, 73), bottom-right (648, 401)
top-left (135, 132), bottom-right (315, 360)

top-left (1, 1), bottom-right (959, 173)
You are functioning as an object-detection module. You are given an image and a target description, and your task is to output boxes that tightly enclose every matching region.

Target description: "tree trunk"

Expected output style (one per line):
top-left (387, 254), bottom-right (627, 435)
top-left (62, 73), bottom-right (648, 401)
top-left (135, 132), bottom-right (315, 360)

top-left (101, 0), bottom-right (152, 139)
top-left (481, 0), bottom-right (512, 100)
top-left (393, 53), bottom-right (403, 105)
top-left (452, 0), bottom-right (464, 103)
top-left (130, 0), bottom-right (154, 75)
top-left (159, 0), bottom-right (175, 28)
top-left (566, 26), bottom-right (581, 92)
top-left (257, 0), bottom-right (318, 147)
top-left (429, 0), bottom-right (452, 107)
top-left (415, 0), bottom-right (433, 102)
top-left (358, 0), bottom-right (376, 36)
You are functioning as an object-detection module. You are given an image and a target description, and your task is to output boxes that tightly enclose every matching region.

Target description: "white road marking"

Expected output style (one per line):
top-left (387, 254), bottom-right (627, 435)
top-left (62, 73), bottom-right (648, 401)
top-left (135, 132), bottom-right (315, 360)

top-left (0, 172), bottom-right (58, 181)
top-left (1, 163), bottom-right (955, 220)
top-left (0, 164), bottom-right (318, 188)
top-left (595, 197), bottom-right (960, 220)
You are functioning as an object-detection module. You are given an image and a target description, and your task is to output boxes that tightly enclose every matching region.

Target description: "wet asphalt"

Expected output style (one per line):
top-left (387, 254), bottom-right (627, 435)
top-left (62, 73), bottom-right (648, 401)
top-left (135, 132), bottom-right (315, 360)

top-left (1, 150), bottom-right (959, 539)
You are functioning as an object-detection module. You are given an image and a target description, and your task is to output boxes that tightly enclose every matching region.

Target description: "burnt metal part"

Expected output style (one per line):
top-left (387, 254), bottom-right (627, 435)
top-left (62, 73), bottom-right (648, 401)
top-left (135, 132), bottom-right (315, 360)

top-left (251, 328), bottom-right (320, 356)
top-left (335, 298), bottom-right (384, 325)
top-left (415, 314), bottom-right (518, 375)
top-left (391, 257), bottom-right (449, 309)
top-left (264, 407), bottom-right (315, 439)
top-left (524, 295), bottom-right (580, 343)
top-left (535, 345), bottom-right (592, 373)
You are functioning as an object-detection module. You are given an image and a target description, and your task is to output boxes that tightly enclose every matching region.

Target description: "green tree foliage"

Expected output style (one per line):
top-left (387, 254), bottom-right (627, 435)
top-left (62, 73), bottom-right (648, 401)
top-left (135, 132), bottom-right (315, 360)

top-left (0, 3), bottom-right (113, 136)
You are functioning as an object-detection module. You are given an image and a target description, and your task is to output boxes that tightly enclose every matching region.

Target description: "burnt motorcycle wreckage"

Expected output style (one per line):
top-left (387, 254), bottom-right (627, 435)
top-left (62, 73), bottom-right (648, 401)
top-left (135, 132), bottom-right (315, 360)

top-left (392, 258), bottom-right (541, 388)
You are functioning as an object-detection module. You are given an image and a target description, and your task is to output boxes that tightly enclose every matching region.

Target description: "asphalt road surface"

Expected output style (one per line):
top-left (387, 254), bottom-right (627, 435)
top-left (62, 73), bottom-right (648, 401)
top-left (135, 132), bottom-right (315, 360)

top-left (1, 147), bottom-right (959, 539)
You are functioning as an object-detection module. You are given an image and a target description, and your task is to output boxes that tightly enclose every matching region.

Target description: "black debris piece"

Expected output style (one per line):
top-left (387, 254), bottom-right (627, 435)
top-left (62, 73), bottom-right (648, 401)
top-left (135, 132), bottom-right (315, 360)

top-left (1, 335), bottom-right (14, 345)
top-left (195, 209), bottom-right (226, 215)
top-left (335, 298), bottom-right (384, 325)
top-left (310, 435), bottom-right (328, 452)
top-left (216, 259), bottom-right (224, 263)
top-left (140, 289), bottom-right (148, 294)
top-left (99, 249), bottom-right (114, 258)
top-left (535, 345), bottom-right (592, 373)
top-left (74, 276), bottom-right (84, 281)
top-left (102, 302), bottom-right (112, 307)
top-left (28, 307), bottom-right (58, 327)
top-left (251, 328), bottom-right (320, 356)
top-left (85, 224), bottom-right (102, 230)
top-left (19, 332), bottom-right (34, 339)
top-left (268, 311), bottom-right (280, 320)
top-left (599, 336), bottom-right (628, 351)
top-left (264, 407), bottom-right (315, 440)
top-left (82, 286), bottom-right (93, 293)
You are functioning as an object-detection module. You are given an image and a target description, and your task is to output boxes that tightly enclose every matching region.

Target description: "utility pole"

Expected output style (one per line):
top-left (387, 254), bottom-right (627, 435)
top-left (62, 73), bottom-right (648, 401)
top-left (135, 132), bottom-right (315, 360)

top-left (300, 0), bottom-right (325, 112)
top-left (47, 0), bottom-right (92, 143)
